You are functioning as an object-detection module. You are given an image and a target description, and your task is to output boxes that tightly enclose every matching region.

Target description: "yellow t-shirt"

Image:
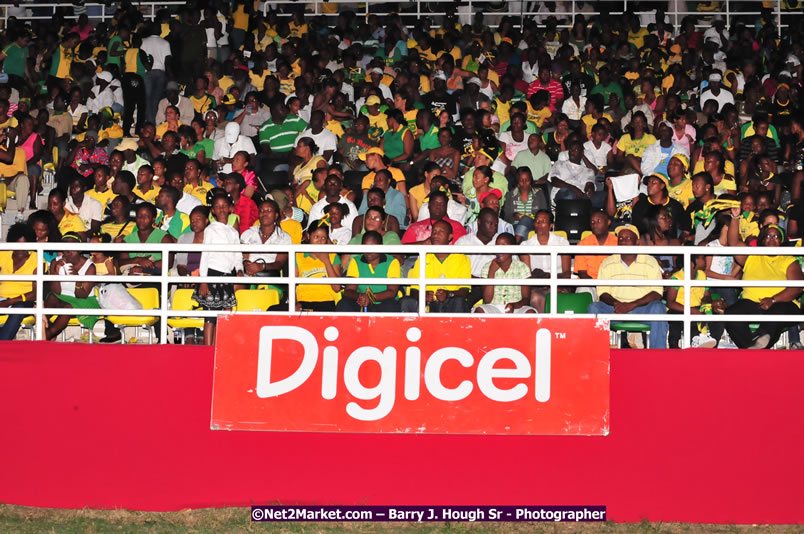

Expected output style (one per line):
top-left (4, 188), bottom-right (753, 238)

top-left (280, 219), bottom-right (303, 244)
top-left (218, 75), bottom-right (234, 93)
top-left (361, 166), bottom-right (406, 190)
top-left (366, 111), bottom-right (389, 133)
top-left (288, 22), bottom-right (308, 39)
top-left (155, 121), bottom-right (181, 140)
top-left (0, 250), bottom-right (37, 298)
top-left (58, 212), bottom-right (86, 234)
top-left (526, 102), bottom-right (552, 129)
top-left (407, 183), bottom-right (428, 212)
top-left (295, 252), bottom-right (342, 303)
top-left (670, 268), bottom-right (706, 307)
top-left (741, 256), bottom-right (799, 305)
top-left (294, 181), bottom-right (320, 215)
top-left (409, 254), bottom-right (471, 292)
top-left (0, 147), bottom-right (26, 178)
top-left (326, 120), bottom-right (344, 138)
top-left (101, 220), bottom-right (136, 239)
top-left (581, 113), bottom-right (613, 136)
top-left (86, 187), bottom-right (115, 211)
top-left (232, 5), bottom-right (249, 31)
top-left (616, 133), bottom-right (657, 158)
top-left (184, 181), bottom-right (214, 204)
top-left (668, 177), bottom-right (694, 208)
top-left (692, 158), bottom-right (736, 177)
top-left (249, 71), bottom-right (268, 91)
top-left (134, 184), bottom-right (161, 203)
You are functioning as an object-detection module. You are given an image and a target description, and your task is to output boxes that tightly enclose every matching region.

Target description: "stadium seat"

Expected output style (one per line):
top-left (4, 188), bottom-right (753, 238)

top-left (610, 322), bottom-right (652, 348)
top-left (167, 289), bottom-right (204, 344)
top-left (555, 199), bottom-right (591, 244)
top-left (235, 289), bottom-right (280, 312)
top-left (107, 288), bottom-right (160, 344)
top-left (544, 292), bottom-right (593, 314)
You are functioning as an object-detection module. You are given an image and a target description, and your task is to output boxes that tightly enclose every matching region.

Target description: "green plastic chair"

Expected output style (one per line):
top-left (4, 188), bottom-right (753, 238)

top-left (544, 292), bottom-right (593, 314)
top-left (610, 322), bottom-right (652, 348)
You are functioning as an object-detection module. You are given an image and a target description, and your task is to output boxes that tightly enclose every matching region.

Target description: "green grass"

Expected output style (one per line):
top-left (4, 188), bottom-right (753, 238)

top-left (1, 505), bottom-right (804, 534)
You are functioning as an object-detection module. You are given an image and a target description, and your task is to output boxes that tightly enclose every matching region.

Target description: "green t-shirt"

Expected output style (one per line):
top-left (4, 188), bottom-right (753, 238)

top-left (2, 42), bottom-right (28, 78)
top-left (123, 228), bottom-right (168, 261)
top-left (106, 35), bottom-right (124, 67)
top-left (419, 125), bottom-right (440, 151)
top-left (258, 114), bottom-right (307, 152)
top-left (349, 230), bottom-right (402, 246)
top-left (346, 254), bottom-right (401, 295)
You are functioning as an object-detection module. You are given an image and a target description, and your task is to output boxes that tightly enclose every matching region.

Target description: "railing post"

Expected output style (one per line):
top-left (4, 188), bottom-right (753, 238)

top-left (777, 0), bottom-right (782, 37)
top-left (550, 251), bottom-right (557, 314)
top-left (159, 243), bottom-right (169, 344)
top-left (288, 246), bottom-right (296, 313)
top-left (35, 243), bottom-right (43, 341)
top-left (418, 250), bottom-right (426, 315)
top-left (725, 0), bottom-right (730, 32)
top-left (683, 252), bottom-right (691, 349)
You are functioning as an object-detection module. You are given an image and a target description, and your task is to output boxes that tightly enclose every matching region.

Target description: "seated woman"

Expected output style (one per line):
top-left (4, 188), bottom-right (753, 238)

top-left (473, 233), bottom-right (536, 314)
top-left (641, 204), bottom-right (681, 277)
top-left (351, 188), bottom-right (402, 236)
top-left (43, 231), bottom-right (99, 340)
top-left (408, 162), bottom-right (442, 222)
top-left (0, 223), bottom-right (38, 340)
top-left (336, 231), bottom-right (401, 313)
top-left (27, 209), bottom-right (61, 266)
top-left (101, 195), bottom-right (136, 242)
top-left (119, 203), bottom-right (175, 275)
top-left (521, 209), bottom-right (572, 312)
top-left (241, 198), bottom-right (292, 277)
top-left (502, 167), bottom-right (547, 243)
top-left (291, 137), bottom-right (326, 192)
top-left (725, 208), bottom-right (803, 349)
top-left (427, 128), bottom-right (460, 182)
top-left (231, 150), bottom-right (258, 198)
top-left (666, 253), bottom-right (724, 349)
top-left (294, 219), bottom-right (343, 312)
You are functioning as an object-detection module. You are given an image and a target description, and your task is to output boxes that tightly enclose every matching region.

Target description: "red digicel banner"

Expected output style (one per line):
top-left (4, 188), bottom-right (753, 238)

top-left (211, 315), bottom-right (610, 435)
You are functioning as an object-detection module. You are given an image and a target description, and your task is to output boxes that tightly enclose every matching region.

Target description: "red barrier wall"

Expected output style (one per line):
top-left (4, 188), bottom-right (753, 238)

top-left (0, 341), bottom-right (802, 523)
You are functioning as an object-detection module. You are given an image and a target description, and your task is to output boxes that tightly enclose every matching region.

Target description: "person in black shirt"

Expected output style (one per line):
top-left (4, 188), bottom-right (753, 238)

top-left (631, 173), bottom-right (689, 238)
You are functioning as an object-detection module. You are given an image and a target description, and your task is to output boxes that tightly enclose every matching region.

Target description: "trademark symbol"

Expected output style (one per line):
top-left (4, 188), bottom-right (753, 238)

top-left (554, 332), bottom-right (567, 340)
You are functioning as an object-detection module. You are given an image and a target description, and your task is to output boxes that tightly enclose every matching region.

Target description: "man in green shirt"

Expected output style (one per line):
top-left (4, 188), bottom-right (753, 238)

top-left (155, 185), bottom-right (191, 239)
top-left (0, 31), bottom-right (30, 85)
top-left (337, 231), bottom-right (402, 312)
top-left (589, 67), bottom-right (625, 110)
top-left (257, 100), bottom-right (306, 179)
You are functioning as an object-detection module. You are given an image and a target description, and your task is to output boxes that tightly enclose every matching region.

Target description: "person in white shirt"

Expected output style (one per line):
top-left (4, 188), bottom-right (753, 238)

top-left (295, 110), bottom-right (338, 163)
top-left (155, 82), bottom-right (195, 125)
top-left (241, 197), bottom-right (291, 275)
top-left (700, 72), bottom-right (734, 112)
top-left (213, 122), bottom-right (257, 174)
top-left (196, 211), bottom-right (243, 345)
top-left (583, 123), bottom-right (613, 173)
top-left (521, 209), bottom-right (572, 312)
top-left (87, 71), bottom-right (116, 114)
top-left (455, 207), bottom-right (500, 305)
top-left (548, 140), bottom-right (595, 206)
top-left (140, 25), bottom-right (172, 124)
top-left (65, 174), bottom-right (103, 234)
top-left (168, 171), bottom-right (203, 214)
top-left (561, 83), bottom-right (587, 122)
top-left (308, 175), bottom-right (358, 230)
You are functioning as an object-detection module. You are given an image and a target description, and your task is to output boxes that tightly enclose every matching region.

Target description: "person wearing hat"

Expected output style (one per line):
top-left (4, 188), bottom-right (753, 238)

top-left (362, 94), bottom-right (389, 137)
top-left (67, 129), bottom-right (109, 178)
top-left (666, 153), bottom-right (694, 208)
top-left (700, 70), bottom-right (734, 112)
top-left (359, 146), bottom-right (406, 192)
top-left (640, 120), bottom-right (689, 178)
top-left (588, 224), bottom-right (669, 349)
top-left (367, 66), bottom-right (393, 102)
top-left (629, 172), bottom-right (690, 237)
top-left (115, 137), bottom-right (147, 177)
top-left (155, 81), bottom-right (195, 125)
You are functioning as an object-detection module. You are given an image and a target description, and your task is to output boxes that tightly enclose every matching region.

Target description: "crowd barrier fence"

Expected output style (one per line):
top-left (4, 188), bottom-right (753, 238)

top-left (0, 242), bottom-right (802, 347)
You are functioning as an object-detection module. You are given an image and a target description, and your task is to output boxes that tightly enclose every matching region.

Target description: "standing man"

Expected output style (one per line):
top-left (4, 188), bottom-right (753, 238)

top-left (141, 23), bottom-right (172, 124)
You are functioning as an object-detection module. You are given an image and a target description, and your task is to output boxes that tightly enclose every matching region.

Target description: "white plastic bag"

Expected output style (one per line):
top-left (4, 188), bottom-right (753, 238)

top-left (98, 284), bottom-right (142, 311)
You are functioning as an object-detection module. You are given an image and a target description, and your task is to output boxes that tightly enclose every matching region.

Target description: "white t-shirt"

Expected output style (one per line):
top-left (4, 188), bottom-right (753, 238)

top-left (296, 127), bottom-right (338, 163)
top-left (66, 195), bottom-right (103, 228)
top-left (700, 88), bottom-right (734, 112)
top-left (583, 140), bottom-right (612, 169)
top-left (199, 221), bottom-right (243, 275)
top-left (308, 195), bottom-right (358, 231)
top-left (141, 35), bottom-right (172, 71)
top-left (241, 225), bottom-right (292, 264)
top-left (522, 232), bottom-right (570, 273)
top-left (548, 160), bottom-right (595, 205)
top-left (706, 240), bottom-right (735, 279)
top-left (329, 226), bottom-right (353, 246)
top-left (212, 136), bottom-right (257, 173)
top-left (498, 131), bottom-right (531, 162)
top-left (454, 232), bottom-right (499, 277)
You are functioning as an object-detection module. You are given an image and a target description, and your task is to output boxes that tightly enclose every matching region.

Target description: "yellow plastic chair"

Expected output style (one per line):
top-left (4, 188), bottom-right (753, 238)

top-left (580, 231), bottom-right (592, 241)
top-left (526, 230), bottom-right (568, 240)
top-left (167, 288), bottom-right (204, 344)
top-left (107, 288), bottom-right (160, 343)
top-left (234, 289), bottom-right (280, 312)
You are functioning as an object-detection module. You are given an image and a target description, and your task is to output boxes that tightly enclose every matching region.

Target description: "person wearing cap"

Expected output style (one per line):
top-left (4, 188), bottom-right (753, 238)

top-left (362, 94), bottom-right (389, 137)
top-left (116, 137), bottom-right (147, 177)
top-left (368, 66), bottom-right (393, 102)
top-left (359, 146), bottom-right (406, 192)
top-left (67, 129), bottom-right (109, 178)
top-left (87, 71), bottom-right (116, 115)
top-left (640, 120), bottom-right (689, 178)
top-left (588, 225), bottom-right (668, 349)
top-left (627, 172), bottom-right (690, 238)
top-left (700, 71), bottom-right (734, 113)
top-left (156, 81), bottom-right (195, 125)
top-left (213, 122), bottom-right (257, 175)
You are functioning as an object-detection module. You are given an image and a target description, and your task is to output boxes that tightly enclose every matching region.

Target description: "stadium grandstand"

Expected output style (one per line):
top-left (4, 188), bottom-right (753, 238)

top-left (0, 0), bottom-right (802, 350)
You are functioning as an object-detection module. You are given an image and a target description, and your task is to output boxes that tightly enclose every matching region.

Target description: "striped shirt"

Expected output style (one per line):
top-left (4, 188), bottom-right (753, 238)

top-left (258, 114), bottom-right (307, 152)
top-left (597, 254), bottom-right (663, 303)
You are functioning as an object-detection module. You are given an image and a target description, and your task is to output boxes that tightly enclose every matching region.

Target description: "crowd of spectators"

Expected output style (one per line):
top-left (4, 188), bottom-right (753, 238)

top-left (0, 0), bottom-right (802, 349)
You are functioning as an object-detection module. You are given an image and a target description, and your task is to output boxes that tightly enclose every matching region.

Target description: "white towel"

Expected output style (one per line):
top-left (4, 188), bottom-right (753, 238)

top-left (610, 174), bottom-right (640, 203)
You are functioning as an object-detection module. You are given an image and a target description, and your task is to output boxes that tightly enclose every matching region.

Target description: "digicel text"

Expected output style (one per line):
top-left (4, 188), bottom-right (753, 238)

top-left (255, 326), bottom-right (552, 421)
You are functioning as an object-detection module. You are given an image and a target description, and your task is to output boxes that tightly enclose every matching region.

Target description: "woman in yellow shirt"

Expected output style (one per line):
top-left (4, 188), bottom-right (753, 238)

top-left (48, 189), bottom-right (86, 240)
top-left (295, 218), bottom-right (343, 312)
top-left (0, 223), bottom-right (38, 340)
top-left (155, 105), bottom-right (182, 140)
top-left (725, 212), bottom-right (803, 349)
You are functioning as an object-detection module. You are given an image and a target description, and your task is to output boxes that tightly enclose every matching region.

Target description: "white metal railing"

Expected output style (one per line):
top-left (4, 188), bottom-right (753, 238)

top-left (0, 1), bottom-right (799, 36)
top-left (0, 242), bottom-right (802, 348)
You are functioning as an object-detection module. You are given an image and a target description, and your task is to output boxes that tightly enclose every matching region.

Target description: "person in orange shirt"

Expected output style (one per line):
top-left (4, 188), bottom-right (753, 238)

top-left (574, 210), bottom-right (618, 280)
